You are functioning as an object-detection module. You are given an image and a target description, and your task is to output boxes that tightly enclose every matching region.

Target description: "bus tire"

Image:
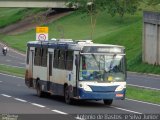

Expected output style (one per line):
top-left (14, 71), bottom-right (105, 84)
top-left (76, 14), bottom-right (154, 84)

top-left (36, 83), bottom-right (43, 97)
top-left (103, 99), bottom-right (113, 105)
top-left (64, 86), bottom-right (72, 104)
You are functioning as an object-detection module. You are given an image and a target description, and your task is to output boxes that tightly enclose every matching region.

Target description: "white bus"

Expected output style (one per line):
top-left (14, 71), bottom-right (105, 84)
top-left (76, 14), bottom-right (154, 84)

top-left (25, 39), bottom-right (126, 105)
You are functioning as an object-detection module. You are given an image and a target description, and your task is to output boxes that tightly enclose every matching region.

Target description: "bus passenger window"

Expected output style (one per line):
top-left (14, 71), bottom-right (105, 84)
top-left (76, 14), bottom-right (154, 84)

top-left (59, 50), bottom-right (65, 69)
top-left (53, 49), bottom-right (59, 68)
top-left (66, 51), bottom-right (73, 70)
top-left (41, 48), bottom-right (47, 67)
top-left (34, 48), bottom-right (41, 66)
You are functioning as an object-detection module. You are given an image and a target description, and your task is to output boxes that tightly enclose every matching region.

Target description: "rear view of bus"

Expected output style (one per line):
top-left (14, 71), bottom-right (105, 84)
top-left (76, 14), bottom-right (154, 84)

top-left (77, 44), bottom-right (126, 105)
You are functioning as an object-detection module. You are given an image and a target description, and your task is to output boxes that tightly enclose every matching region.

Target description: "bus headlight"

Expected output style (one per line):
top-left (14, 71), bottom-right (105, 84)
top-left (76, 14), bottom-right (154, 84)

top-left (115, 85), bottom-right (124, 91)
top-left (83, 85), bottom-right (92, 91)
top-left (79, 83), bottom-right (92, 92)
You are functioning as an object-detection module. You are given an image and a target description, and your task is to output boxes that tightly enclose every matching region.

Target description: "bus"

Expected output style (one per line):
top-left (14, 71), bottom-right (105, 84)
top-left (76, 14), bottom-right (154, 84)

top-left (25, 39), bottom-right (126, 105)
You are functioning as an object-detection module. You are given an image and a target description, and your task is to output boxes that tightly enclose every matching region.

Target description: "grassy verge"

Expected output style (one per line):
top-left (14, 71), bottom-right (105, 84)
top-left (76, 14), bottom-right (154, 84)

top-left (0, 64), bottom-right (25, 77)
top-left (1, 9), bottom-right (160, 74)
top-left (126, 86), bottom-right (160, 105)
top-left (0, 8), bottom-right (45, 28)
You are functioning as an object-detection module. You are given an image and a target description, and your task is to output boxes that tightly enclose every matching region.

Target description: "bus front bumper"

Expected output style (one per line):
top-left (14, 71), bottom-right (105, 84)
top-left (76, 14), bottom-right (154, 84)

top-left (78, 88), bottom-right (126, 100)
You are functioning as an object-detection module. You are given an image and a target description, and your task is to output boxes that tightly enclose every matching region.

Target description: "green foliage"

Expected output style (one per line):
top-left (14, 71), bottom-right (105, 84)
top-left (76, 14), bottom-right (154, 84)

top-left (67, 0), bottom-right (141, 39)
top-left (1, 4), bottom-right (160, 74)
top-left (67, 0), bottom-right (141, 17)
top-left (0, 8), bottom-right (45, 28)
top-left (147, 0), bottom-right (160, 5)
top-left (106, 0), bottom-right (140, 17)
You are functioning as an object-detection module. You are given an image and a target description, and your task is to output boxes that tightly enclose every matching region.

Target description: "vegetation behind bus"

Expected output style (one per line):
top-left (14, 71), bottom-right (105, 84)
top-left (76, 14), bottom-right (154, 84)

top-left (1, 2), bottom-right (160, 74)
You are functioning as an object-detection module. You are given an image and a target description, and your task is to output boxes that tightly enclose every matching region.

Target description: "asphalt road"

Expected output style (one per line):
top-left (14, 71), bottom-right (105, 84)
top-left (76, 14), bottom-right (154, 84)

top-left (127, 72), bottom-right (160, 90)
top-left (0, 46), bottom-right (25, 68)
top-left (0, 73), bottom-right (160, 116)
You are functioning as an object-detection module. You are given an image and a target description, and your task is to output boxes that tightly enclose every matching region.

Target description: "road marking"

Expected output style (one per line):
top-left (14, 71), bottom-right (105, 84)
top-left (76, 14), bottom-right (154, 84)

top-left (111, 106), bottom-right (142, 114)
top-left (14, 98), bottom-right (27, 102)
top-left (0, 72), bottom-right (24, 79)
top-left (126, 98), bottom-right (160, 107)
top-left (1, 94), bottom-right (12, 98)
top-left (0, 64), bottom-right (24, 68)
top-left (51, 110), bottom-right (68, 114)
top-left (31, 103), bottom-right (45, 108)
top-left (0, 81), bottom-right (2, 83)
top-left (128, 84), bottom-right (160, 91)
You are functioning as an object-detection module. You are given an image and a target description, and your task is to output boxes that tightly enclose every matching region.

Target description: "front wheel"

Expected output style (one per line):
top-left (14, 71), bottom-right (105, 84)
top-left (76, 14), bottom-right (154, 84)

top-left (103, 99), bottom-right (113, 105)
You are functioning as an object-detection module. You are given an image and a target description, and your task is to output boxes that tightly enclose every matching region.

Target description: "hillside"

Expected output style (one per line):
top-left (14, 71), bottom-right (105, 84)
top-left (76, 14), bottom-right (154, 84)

top-left (0, 8), bottom-right (160, 74)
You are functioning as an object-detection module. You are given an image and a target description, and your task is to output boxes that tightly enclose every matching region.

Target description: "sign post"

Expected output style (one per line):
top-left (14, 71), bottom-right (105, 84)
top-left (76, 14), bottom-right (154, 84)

top-left (36, 27), bottom-right (48, 41)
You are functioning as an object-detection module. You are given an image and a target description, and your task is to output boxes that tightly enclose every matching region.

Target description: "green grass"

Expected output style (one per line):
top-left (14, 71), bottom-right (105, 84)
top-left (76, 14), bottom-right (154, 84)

top-left (0, 8), bottom-right (45, 28)
top-left (0, 64), bottom-right (25, 77)
top-left (1, 7), bottom-right (160, 74)
top-left (126, 86), bottom-right (160, 105)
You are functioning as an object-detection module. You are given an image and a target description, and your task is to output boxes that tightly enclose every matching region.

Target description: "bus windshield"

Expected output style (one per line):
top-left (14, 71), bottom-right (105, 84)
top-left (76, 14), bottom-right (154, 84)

top-left (79, 54), bottom-right (126, 82)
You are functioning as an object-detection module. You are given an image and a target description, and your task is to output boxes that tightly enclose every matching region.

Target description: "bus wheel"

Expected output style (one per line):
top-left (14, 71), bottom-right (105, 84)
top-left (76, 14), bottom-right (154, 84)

top-left (64, 86), bottom-right (72, 104)
top-left (103, 99), bottom-right (113, 105)
top-left (36, 83), bottom-right (43, 97)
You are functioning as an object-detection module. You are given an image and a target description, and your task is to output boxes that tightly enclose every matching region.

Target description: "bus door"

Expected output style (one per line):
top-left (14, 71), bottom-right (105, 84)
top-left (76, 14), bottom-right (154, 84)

top-left (47, 53), bottom-right (53, 91)
top-left (74, 51), bottom-right (80, 97)
top-left (27, 47), bottom-right (34, 87)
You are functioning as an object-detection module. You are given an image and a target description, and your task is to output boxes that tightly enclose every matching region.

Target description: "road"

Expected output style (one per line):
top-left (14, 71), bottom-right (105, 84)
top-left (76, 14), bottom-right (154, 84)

top-left (0, 73), bottom-right (160, 118)
top-left (127, 72), bottom-right (160, 90)
top-left (0, 45), bottom-right (25, 68)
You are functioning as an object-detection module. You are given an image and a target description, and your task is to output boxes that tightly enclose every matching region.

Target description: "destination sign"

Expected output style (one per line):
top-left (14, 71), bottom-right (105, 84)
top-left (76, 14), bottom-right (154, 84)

top-left (82, 46), bottom-right (123, 53)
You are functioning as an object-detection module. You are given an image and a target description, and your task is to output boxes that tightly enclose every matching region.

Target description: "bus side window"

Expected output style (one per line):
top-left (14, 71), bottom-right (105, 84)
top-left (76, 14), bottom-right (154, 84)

top-left (59, 50), bottom-right (65, 69)
top-left (66, 51), bottom-right (73, 70)
top-left (53, 49), bottom-right (59, 68)
top-left (41, 48), bottom-right (47, 67)
top-left (34, 48), bottom-right (41, 66)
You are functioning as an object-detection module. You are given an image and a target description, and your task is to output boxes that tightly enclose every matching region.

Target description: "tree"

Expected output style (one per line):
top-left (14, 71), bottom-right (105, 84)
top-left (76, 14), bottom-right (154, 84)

top-left (66, 0), bottom-right (141, 39)
top-left (147, 0), bottom-right (160, 5)
top-left (67, 0), bottom-right (141, 17)
top-left (67, 0), bottom-right (107, 39)
top-left (105, 0), bottom-right (140, 18)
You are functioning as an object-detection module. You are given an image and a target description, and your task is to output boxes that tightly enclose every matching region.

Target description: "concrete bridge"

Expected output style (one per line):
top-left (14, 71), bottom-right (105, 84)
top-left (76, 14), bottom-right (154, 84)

top-left (0, 0), bottom-right (68, 8)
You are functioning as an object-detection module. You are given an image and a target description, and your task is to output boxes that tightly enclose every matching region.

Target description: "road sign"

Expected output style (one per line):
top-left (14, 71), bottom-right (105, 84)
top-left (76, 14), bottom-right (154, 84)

top-left (36, 27), bottom-right (48, 41)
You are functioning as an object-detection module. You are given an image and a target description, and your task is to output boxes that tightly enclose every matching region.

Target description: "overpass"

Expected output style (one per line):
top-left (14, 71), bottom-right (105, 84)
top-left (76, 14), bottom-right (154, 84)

top-left (0, 0), bottom-right (68, 8)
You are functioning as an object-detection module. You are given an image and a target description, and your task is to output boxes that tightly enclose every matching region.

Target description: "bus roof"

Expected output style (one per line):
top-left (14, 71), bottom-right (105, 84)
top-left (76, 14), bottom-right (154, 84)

top-left (27, 40), bottom-right (125, 51)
